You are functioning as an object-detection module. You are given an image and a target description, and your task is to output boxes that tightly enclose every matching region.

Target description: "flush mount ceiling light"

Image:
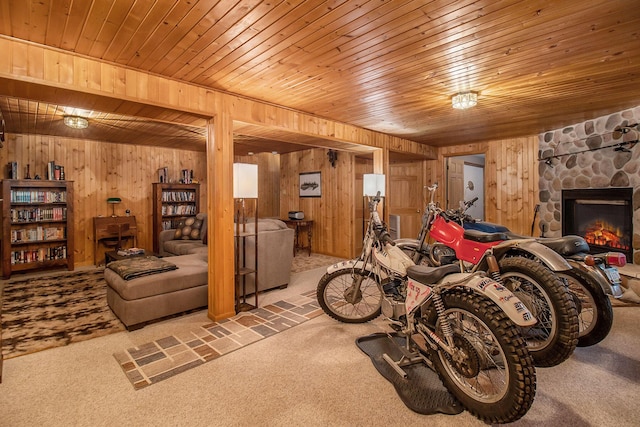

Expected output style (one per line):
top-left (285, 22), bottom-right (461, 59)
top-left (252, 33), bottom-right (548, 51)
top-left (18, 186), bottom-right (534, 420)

top-left (63, 115), bottom-right (89, 129)
top-left (451, 91), bottom-right (478, 110)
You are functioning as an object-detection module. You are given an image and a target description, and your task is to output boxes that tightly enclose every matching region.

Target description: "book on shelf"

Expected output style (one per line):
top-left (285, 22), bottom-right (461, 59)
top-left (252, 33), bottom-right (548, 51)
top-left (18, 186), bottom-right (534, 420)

top-left (7, 161), bottom-right (18, 179)
top-left (158, 167), bottom-right (169, 183)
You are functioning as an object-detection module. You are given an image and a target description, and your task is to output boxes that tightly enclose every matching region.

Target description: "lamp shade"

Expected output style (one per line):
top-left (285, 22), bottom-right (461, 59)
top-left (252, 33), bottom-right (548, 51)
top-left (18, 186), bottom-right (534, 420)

top-left (233, 163), bottom-right (258, 198)
top-left (363, 173), bottom-right (386, 197)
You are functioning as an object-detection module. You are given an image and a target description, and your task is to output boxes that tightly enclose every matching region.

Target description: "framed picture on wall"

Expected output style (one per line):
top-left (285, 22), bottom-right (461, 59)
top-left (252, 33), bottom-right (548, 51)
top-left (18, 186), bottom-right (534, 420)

top-left (299, 171), bottom-right (321, 197)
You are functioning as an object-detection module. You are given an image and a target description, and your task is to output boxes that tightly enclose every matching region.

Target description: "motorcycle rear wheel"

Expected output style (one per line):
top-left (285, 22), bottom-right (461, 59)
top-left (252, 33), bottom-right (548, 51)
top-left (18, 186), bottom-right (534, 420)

top-left (558, 268), bottom-right (614, 347)
top-left (316, 268), bottom-right (382, 323)
top-left (425, 289), bottom-right (536, 424)
top-left (499, 257), bottom-right (579, 367)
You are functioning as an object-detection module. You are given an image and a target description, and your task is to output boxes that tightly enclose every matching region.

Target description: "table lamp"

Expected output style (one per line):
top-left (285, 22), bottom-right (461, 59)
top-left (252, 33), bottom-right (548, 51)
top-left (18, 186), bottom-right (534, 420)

top-left (107, 197), bottom-right (121, 217)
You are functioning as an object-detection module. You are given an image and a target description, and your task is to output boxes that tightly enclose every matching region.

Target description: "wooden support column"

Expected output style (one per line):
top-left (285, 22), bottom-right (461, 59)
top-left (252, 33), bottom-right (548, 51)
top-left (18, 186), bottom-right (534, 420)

top-left (372, 148), bottom-right (390, 224)
top-left (206, 114), bottom-right (236, 321)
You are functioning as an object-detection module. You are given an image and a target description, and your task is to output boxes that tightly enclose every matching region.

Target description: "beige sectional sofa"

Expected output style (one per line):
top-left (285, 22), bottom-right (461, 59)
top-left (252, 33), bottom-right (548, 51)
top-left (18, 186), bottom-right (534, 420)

top-left (105, 216), bottom-right (295, 329)
top-left (158, 216), bottom-right (295, 293)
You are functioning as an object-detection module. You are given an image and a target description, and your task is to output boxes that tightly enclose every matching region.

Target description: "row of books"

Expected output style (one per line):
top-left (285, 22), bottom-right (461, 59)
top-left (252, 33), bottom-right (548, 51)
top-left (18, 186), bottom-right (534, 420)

top-left (5, 161), bottom-right (66, 180)
top-left (161, 218), bottom-right (190, 230)
top-left (10, 190), bottom-right (67, 203)
top-left (11, 226), bottom-right (66, 243)
top-left (161, 191), bottom-right (196, 202)
top-left (10, 245), bottom-right (67, 264)
top-left (161, 205), bottom-right (197, 216)
top-left (10, 207), bottom-right (67, 222)
top-left (181, 169), bottom-right (194, 184)
top-left (47, 161), bottom-right (66, 180)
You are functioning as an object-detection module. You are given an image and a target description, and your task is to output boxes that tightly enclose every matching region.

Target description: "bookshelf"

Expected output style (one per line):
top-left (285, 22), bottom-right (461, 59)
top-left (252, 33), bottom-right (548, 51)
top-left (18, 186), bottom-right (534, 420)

top-left (1, 179), bottom-right (74, 278)
top-left (152, 182), bottom-right (200, 253)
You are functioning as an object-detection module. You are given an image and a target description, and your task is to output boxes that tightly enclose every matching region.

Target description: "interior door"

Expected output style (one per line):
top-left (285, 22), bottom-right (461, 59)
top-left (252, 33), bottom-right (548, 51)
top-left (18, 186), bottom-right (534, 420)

top-left (389, 161), bottom-right (423, 239)
top-left (447, 157), bottom-right (465, 210)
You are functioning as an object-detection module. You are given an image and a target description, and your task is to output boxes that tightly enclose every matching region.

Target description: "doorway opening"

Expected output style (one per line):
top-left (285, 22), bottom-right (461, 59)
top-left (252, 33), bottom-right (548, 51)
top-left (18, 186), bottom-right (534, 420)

top-left (446, 155), bottom-right (485, 220)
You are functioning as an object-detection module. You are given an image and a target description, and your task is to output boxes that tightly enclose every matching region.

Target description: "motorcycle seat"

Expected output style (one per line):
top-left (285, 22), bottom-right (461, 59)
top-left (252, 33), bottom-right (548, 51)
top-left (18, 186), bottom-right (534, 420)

top-left (406, 263), bottom-right (461, 285)
top-left (463, 229), bottom-right (509, 243)
top-left (531, 235), bottom-right (590, 256)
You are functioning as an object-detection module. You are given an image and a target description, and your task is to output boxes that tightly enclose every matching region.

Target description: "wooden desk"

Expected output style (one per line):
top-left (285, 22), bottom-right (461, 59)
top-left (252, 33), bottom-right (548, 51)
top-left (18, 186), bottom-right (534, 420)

top-left (283, 219), bottom-right (314, 256)
top-left (93, 216), bottom-right (138, 265)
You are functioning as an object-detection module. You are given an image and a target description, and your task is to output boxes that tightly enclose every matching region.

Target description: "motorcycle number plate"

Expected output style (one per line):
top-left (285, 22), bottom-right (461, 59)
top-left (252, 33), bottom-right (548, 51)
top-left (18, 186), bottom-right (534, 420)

top-left (406, 278), bottom-right (432, 314)
top-left (603, 267), bottom-right (621, 283)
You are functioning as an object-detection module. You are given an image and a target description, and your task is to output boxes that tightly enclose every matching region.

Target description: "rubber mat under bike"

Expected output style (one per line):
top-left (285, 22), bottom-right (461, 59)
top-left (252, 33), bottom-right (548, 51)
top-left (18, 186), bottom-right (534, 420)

top-left (355, 332), bottom-right (463, 416)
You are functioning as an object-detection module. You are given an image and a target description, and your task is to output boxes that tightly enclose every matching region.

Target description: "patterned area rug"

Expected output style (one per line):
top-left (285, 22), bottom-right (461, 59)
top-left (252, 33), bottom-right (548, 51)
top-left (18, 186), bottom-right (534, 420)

top-left (290, 253), bottom-right (344, 273)
top-left (114, 290), bottom-right (321, 389)
top-left (1, 268), bottom-right (126, 359)
top-left (0, 253), bottom-right (343, 361)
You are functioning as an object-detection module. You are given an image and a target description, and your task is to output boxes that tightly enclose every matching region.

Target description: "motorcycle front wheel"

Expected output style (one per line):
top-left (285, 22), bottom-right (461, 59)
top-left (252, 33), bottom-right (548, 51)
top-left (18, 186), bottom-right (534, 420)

top-left (499, 257), bottom-right (579, 367)
top-left (316, 268), bottom-right (382, 323)
top-left (425, 289), bottom-right (536, 424)
top-left (558, 268), bottom-right (614, 347)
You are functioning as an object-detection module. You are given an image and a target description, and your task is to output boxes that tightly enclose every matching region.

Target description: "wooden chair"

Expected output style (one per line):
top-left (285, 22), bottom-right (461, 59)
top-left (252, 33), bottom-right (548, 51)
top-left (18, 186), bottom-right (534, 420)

top-left (104, 223), bottom-right (130, 251)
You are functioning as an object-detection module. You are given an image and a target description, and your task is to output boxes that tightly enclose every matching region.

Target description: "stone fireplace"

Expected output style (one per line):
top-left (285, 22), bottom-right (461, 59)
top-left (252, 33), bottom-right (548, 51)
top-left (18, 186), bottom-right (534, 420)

top-left (562, 188), bottom-right (633, 261)
top-left (538, 106), bottom-right (640, 264)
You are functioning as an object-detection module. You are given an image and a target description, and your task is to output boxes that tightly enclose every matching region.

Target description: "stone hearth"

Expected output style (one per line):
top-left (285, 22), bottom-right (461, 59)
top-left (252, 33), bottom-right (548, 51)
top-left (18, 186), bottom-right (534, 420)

top-left (538, 106), bottom-right (640, 264)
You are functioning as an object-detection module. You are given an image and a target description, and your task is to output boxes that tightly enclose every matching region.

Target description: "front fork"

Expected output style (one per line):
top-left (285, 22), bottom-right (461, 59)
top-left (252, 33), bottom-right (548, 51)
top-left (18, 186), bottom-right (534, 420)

top-left (345, 272), bottom-right (365, 304)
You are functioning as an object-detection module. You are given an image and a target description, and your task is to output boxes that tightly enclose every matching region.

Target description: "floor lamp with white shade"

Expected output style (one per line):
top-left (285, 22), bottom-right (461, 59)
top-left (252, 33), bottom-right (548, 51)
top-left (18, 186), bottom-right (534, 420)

top-left (233, 163), bottom-right (259, 312)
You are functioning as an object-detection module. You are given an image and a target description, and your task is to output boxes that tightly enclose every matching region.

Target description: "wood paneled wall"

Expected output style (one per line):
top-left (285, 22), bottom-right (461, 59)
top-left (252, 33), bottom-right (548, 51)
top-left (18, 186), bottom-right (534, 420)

top-left (280, 148), bottom-right (356, 258)
top-left (427, 137), bottom-right (540, 235)
top-left (0, 133), bottom-right (207, 267)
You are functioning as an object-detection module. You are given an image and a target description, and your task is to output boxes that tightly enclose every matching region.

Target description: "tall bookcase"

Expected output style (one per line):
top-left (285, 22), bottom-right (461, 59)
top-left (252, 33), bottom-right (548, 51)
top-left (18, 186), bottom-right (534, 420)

top-left (152, 182), bottom-right (200, 253)
top-left (1, 179), bottom-right (74, 279)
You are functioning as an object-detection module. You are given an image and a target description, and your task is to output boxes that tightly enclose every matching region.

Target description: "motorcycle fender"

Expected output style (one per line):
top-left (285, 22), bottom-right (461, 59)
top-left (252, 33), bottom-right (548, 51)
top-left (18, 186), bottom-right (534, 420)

top-left (499, 239), bottom-right (572, 272)
top-left (326, 259), bottom-right (377, 276)
top-left (566, 259), bottom-right (623, 298)
top-left (440, 273), bottom-right (537, 327)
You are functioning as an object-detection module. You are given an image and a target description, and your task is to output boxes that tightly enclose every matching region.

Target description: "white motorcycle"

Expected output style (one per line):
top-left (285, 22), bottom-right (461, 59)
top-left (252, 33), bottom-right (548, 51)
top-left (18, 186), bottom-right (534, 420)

top-left (317, 193), bottom-right (537, 424)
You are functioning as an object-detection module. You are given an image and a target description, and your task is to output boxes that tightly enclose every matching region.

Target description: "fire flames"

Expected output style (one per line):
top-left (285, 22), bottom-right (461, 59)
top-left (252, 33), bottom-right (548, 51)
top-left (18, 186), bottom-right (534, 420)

top-left (584, 220), bottom-right (629, 250)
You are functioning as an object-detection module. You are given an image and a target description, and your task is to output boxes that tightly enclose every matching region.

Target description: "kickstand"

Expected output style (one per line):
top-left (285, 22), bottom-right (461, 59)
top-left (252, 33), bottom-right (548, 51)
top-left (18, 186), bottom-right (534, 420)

top-left (381, 333), bottom-right (429, 378)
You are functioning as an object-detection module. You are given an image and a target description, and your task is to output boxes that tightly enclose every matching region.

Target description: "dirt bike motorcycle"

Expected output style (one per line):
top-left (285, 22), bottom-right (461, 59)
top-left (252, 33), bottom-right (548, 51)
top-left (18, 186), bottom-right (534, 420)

top-left (457, 197), bottom-right (626, 347)
top-left (395, 184), bottom-right (579, 367)
top-left (317, 193), bottom-right (537, 423)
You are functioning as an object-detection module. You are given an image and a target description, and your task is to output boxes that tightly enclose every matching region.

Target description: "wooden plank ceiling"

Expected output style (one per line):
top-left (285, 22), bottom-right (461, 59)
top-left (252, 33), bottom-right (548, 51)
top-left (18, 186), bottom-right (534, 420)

top-left (0, 0), bottom-right (639, 150)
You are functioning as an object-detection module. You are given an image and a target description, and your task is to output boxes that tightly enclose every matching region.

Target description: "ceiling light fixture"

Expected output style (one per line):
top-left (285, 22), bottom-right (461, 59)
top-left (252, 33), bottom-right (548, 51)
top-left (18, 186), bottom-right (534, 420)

top-left (63, 115), bottom-right (89, 129)
top-left (452, 91), bottom-right (478, 110)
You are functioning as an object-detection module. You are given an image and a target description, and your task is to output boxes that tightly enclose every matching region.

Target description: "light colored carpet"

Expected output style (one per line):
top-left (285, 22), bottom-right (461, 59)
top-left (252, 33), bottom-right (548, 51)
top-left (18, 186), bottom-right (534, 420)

top-left (1, 265), bottom-right (639, 426)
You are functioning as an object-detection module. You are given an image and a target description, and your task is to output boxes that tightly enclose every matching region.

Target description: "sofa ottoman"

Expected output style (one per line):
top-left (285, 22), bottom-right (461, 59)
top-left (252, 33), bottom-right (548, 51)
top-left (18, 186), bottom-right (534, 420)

top-left (105, 254), bottom-right (208, 330)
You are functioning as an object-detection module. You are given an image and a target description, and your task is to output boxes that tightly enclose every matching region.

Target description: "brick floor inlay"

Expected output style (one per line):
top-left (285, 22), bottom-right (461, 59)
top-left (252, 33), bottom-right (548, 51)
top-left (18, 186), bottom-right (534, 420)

top-left (114, 290), bottom-right (320, 389)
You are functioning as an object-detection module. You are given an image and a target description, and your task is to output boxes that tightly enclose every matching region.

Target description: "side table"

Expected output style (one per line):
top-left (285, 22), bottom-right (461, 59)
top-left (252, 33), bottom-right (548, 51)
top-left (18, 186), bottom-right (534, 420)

top-left (283, 219), bottom-right (314, 256)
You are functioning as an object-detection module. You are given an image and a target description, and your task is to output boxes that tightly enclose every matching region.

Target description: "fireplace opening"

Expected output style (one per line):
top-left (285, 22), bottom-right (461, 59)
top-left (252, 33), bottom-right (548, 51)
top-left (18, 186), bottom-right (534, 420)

top-left (562, 188), bottom-right (632, 261)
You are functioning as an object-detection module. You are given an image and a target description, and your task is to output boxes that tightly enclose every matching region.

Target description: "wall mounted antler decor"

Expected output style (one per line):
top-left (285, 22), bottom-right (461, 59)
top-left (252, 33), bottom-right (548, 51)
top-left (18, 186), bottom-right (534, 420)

top-left (327, 149), bottom-right (338, 167)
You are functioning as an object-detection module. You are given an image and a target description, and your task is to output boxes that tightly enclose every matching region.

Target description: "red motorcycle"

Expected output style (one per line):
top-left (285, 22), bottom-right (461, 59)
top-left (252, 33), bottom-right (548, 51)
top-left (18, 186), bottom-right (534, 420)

top-left (457, 197), bottom-right (626, 347)
top-left (397, 183), bottom-right (579, 367)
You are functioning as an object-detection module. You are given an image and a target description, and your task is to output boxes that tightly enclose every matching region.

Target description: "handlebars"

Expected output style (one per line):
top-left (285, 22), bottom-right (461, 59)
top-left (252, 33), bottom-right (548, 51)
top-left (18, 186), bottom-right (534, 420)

top-left (366, 191), bottom-right (396, 246)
